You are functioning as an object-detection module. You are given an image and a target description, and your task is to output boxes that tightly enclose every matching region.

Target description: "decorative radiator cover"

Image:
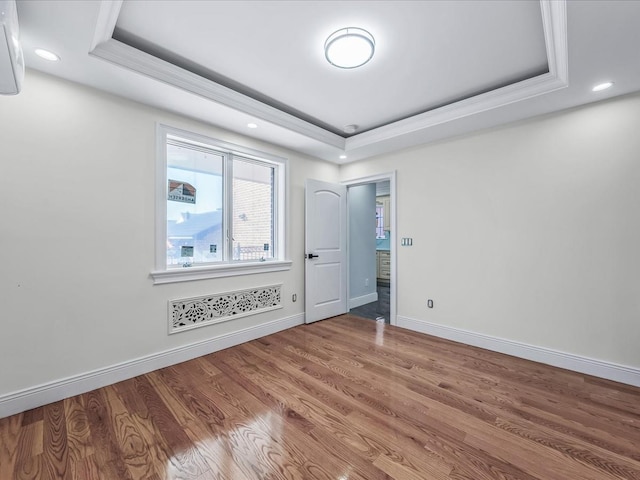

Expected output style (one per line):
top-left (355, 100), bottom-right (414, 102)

top-left (169, 284), bottom-right (282, 334)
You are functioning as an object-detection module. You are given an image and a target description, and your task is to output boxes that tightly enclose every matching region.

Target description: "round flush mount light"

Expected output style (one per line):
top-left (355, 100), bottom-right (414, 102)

top-left (35, 48), bottom-right (60, 61)
top-left (339, 154), bottom-right (347, 160)
top-left (592, 82), bottom-right (613, 92)
top-left (325, 27), bottom-right (375, 69)
top-left (247, 122), bottom-right (258, 129)
top-left (343, 124), bottom-right (358, 134)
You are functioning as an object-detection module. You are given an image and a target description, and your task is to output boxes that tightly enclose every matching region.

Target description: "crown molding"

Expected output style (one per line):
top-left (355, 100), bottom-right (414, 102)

top-left (90, 38), bottom-right (345, 149)
top-left (541, 0), bottom-right (568, 83)
top-left (89, 0), bottom-right (567, 162)
top-left (89, 0), bottom-right (123, 51)
top-left (348, 0), bottom-right (568, 151)
top-left (346, 73), bottom-right (567, 150)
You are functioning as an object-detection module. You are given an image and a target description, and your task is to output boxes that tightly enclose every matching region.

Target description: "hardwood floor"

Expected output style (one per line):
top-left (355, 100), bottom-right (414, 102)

top-left (1, 314), bottom-right (639, 479)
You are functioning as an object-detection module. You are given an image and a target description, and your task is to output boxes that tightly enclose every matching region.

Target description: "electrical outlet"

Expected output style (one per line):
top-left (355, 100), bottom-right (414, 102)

top-left (292, 294), bottom-right (297, 302)
top-left (427, 299), bottom-right (434, 308)
top-left (365, 278), bottom-right (369, 287)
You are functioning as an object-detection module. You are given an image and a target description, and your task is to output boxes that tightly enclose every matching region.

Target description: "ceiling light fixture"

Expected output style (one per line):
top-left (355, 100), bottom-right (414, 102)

top-left (339, 154), bottom-right (347, 160)
top-left (247, 123), bottom-right (258, 129)
top-left (343, 124), bottom-right (358, 134)
top-left (592, 82), bottom-right (613, 92)
top-left (34, 48), bottom-right (60, 61)
top-left (325, 27), bottom-right (375, 69)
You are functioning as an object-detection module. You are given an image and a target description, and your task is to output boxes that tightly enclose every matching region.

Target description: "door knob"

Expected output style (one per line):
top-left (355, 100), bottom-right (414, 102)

top-left (306, 253), bottom-right (319, 259)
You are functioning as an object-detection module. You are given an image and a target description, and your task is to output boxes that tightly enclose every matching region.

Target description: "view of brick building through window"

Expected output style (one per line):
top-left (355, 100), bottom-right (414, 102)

top-left (233, 168), bottom-right (274, 261)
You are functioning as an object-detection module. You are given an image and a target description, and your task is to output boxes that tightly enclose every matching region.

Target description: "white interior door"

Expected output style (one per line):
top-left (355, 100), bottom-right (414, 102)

top-left (305, 179), bottom-right (347, 324)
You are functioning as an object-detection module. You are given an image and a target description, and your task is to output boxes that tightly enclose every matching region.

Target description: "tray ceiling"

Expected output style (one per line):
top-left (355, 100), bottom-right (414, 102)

top-left (112, 0), bottom-right (549, 137)
top-left (14, 1), bottom-right (640, 163)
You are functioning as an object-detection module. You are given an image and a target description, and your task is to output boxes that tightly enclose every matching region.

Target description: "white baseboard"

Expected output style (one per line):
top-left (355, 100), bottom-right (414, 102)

top-left (397, 316), bottom-right (640, 388)
top-left (349, 292), bottom-right (378, 309)
top-left (0, 313), bottom-right (305, 419)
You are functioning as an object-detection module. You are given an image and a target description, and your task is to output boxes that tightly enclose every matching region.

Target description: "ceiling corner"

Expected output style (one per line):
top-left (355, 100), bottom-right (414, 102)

top-left (541, 0), bottom-right (569, 83)
top-left (90, 0), bottom-right (123, 51)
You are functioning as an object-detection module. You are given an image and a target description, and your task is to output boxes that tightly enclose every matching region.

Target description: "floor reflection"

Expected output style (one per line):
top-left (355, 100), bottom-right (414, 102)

top-left (375, 318), bottom-right (385, 346)
top-left (173, 410), bottom-right (285, 479)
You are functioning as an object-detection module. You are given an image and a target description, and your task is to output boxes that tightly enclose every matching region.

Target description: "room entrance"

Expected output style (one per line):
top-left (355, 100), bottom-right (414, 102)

top-left (347, 179), bottom-right (393, 324)
top-left (304, 173), bottom-right (396, 325)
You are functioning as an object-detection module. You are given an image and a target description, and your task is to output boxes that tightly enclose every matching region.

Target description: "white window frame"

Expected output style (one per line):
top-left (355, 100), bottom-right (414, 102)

top-left (151, 124), bottom-right (291, 284)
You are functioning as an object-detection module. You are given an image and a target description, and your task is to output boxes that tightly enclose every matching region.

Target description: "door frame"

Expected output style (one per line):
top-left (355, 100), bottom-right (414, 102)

top-left (343, 171), bottom-right (397, 326)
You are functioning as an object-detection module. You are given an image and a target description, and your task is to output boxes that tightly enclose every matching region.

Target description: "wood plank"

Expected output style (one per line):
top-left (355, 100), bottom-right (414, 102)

top-left (129, 412), bottom-right (188, 480)
top-left (373, 452), bottom-right (446, 480)
top-left (0, 413), bottom-right (23, 479)
top-left (21, 409), bottom-right (43, 427)
top-left (83, 390), bottom-right (134, 480)
top-left (12, 422), bottom-right (43, 480)
top-left (63, 396), bottom-right (93, 463)
top-left (69, 454), bottom-right (101, 480)
top-left (129, 375), bottom-right (211, 478)
top-left (101, 384), bottom-right (157, 479)
top-left (41, 401), bottom-right (69, 480)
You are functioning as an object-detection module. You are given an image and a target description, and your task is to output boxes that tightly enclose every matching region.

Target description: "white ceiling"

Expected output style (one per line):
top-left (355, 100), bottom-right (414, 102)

top-left (14, 0), bottom-right (640, 164)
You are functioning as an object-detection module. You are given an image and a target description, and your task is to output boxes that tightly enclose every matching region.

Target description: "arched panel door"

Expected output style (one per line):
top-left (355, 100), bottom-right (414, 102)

top-left (305, 179), bottom-right (347, 323)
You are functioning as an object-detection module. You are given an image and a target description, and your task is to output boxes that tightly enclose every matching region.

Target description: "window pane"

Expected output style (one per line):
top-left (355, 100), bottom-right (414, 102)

top-left (166, 143), bottom-right (224, 267)
top-left (232, 158), bottom-right (274, 261)
top-left (376, 204), bottom-right (385, 238)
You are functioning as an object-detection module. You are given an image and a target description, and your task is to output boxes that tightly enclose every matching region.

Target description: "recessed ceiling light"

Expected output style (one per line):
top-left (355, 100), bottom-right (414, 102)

top-left (592, 82), bottom-right (613, 92)
top-left (325, 27), bottom-right (375, 69)
top-left (247, 123), bottom-right (258, 129)
top-left (34, 48), bottom-right (60, 61)
top-left (339, 154), bottom-right (347, 160)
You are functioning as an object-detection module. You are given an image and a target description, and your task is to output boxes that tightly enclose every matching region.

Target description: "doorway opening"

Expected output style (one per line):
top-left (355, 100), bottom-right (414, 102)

top-left (344, 173), bottom-right (396, 326)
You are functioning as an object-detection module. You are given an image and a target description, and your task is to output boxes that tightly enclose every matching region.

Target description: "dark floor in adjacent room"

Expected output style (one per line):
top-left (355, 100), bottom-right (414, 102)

top-left (350, 282), bottom-right (390, 323)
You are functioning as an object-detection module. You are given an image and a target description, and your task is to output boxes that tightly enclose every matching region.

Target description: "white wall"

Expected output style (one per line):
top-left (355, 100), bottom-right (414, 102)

top-left (3, 70), bottom-right (640, 413)
top-left (0, 71), bottom-right (339, 401)
top-left (341, 93), bottom-right (640, 371)
top-left (348, 183), bottom-right (377, 306)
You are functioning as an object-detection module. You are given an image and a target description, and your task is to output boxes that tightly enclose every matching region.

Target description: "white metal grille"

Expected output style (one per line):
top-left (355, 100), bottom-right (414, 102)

top-left (169, 284), bottom-right (282, 334)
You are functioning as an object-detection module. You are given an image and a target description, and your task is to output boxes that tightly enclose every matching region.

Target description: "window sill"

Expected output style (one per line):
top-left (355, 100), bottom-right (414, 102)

top-left (150, 260), bottom-right (293, 284)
